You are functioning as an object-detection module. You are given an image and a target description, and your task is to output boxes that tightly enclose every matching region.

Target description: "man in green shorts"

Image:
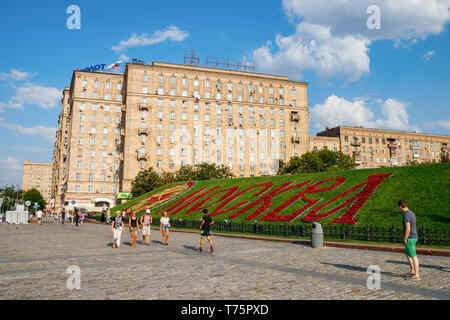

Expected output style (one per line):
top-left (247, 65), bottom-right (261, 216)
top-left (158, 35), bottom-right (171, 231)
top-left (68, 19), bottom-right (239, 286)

top-left (398, 200), bottom-right (420, 280)
top-left (198, 209), bottom-right (214, 253)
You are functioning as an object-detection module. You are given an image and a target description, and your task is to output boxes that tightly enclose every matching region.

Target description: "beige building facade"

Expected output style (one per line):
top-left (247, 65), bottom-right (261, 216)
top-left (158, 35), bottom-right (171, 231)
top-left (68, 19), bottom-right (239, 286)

top-left (50, 61), bottom-right (309, 212)
top-left (316, 126), bottom-right (450, 168)
top-left (22, 160), bottom-right (53, 205)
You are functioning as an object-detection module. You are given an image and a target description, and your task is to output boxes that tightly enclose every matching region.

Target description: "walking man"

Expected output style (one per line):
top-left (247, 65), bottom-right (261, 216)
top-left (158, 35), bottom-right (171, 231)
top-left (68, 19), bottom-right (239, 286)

top-left (74, 209), bottom-right (80, 227)
top-left (198, 209), bottom-right (214, 253)
top-left (111, 211), bottom-right (124, 249)
top-left (398, 200), bottom-right (420, 280)
top-left (61, 208), bottom-right (66, 225)
top-left (141, 209), bottom-right (153, 245)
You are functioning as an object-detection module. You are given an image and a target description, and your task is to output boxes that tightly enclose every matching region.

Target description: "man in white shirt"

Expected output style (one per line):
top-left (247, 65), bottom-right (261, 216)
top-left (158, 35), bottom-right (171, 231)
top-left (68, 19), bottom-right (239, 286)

top-left (36, 209), bottom-right (43, 225)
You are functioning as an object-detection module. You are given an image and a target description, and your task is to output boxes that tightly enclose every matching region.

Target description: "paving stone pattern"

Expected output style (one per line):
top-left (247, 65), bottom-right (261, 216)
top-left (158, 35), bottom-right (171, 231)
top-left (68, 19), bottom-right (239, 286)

top-left (0, 223), bottom-right (449, 300)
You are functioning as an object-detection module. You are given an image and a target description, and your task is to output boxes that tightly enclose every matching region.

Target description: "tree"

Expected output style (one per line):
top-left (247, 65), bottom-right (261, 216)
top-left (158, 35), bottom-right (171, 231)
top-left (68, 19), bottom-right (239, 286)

top-left (160, 171), bottom-right (176, 185)
top-left (174, 162), bottom-right (234, 181)
top-left (194, 162), bottom-right (234, 180)
top-left (131, 167), bottom-right (164, 197)
top-left (276, 160), bottom-right (286, 175)
top-left (441, 153), bottom-right (450, 163)
top-left (334, 151), bottom-right (358, 170)
top-left (1, 185), bottom-right (24, 212)
top-left (22, 188), bottom-right (46, 213)
top-left (280, 150), bottom-right (356, 175)
top-left (175, 165), bottom-right (197, 181)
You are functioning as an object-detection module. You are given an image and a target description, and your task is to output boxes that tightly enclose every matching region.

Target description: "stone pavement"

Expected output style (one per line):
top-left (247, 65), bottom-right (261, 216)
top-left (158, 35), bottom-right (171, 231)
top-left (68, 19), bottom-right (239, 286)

top-left (0, 222), bottom-right (449, 300)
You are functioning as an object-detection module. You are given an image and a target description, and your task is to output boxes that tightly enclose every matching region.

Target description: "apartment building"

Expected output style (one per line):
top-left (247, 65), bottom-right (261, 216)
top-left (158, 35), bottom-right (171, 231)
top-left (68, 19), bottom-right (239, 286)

top-left (51, 71), bottom-right (125, 212)
top-left (22, 160), bottom-right (53, 204)
top-left (316, 126), bottom-right (450, 168)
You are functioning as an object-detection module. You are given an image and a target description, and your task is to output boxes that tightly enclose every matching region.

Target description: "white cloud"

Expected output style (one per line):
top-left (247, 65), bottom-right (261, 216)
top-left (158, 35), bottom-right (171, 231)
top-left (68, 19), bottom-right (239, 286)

top-left (310, 95), bottom-right (419, 132)
top-left (423, 119), bottom-right (450, 130)
top-left (253, 0), bottom-right (450, 81)
top-left (0, 68), bottom-right (36, 81)
top-left (282, 0), bottom-right (450, 43)
top-left (422, 50), bottom-right (435, 61)
top-left (13, 146), bottom-right (49, 154)
top-left (0, 157), bottom-right (22, 171)
top-left (112, 26), bottom-right (190, 52)
top-left (118, 53), bottom-right (130, 62)
top-left (11, 83), bottom-right (61, 109)
top-left (0, 101), bottom-right (23, 113)
top-left (253, 22), bottom-right (371, 82)
top-left (0, 120), bottom-right (57, 143)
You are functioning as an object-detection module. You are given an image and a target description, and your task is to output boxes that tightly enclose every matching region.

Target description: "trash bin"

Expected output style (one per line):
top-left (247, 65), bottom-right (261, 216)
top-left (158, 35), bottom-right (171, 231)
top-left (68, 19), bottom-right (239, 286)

top-left (311, 222), bottom-right (323, 248)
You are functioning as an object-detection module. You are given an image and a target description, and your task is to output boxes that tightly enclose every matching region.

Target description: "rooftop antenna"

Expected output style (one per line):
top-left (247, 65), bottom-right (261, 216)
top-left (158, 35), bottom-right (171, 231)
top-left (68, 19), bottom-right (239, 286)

top-left (184, 49), bottom-right (200, 66)
top-left (205, 55), bottom-right (255, 72)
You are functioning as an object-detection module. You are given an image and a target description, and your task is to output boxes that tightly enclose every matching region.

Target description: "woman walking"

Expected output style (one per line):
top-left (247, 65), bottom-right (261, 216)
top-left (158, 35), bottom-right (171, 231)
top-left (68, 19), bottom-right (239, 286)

top-left (111, 211), bottom-right (124, 249)
top-left (129, 212), bottom-right (140, 247)
top-left (160, 211), bottom-right (171, 246)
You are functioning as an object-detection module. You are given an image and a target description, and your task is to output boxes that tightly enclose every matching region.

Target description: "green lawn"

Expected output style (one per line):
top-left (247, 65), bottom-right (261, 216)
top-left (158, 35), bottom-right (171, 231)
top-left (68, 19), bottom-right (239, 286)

top-left (109, 163), bottom-right (450, 231)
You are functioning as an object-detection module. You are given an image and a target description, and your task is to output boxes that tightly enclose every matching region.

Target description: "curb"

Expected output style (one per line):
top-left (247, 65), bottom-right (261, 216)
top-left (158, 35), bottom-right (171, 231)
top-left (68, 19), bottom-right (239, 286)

top-left (86, 220), bottom-right (450, 257)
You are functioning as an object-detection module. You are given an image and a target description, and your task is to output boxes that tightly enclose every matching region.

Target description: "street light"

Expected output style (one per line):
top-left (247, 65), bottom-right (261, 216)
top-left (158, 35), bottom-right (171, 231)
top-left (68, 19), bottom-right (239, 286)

top-left (114, 169), bottom-right (119, 207)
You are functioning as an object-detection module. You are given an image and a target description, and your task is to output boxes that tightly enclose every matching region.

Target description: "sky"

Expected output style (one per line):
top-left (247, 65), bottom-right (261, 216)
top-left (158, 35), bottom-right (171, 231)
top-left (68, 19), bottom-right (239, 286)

top-left (0, 0), bottom-right (449, 187)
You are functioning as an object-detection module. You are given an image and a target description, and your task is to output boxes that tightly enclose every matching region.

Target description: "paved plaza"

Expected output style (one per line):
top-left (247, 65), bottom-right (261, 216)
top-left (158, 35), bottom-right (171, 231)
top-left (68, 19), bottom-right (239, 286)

top-left (0, 222), bottom-right (449, 300)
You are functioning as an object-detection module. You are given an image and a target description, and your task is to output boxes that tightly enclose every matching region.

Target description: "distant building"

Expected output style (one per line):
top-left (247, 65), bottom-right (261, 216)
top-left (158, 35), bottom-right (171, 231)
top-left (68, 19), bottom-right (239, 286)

top-left (314, 126), bottom-right (450, 168)
top-left (22, 160), bottom-right (53, 205)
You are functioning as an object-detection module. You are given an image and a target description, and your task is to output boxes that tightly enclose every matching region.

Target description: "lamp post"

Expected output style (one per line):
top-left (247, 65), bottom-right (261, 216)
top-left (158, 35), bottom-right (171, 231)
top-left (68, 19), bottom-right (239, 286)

top-left (114, 169), bottom-right (119, 207)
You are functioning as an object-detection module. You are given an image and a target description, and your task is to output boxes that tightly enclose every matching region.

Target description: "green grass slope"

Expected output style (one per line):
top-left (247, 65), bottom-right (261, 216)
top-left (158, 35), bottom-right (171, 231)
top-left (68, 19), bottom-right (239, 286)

top-left (110, 164), bottom-right (450, 229)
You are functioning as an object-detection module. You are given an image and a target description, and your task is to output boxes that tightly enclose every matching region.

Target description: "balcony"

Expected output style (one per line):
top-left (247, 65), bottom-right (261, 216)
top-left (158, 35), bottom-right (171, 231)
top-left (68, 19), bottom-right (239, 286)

top-left (139, 103), bottom-right (149, 111)
top-left (138, 128), bottom-right (148, 135)
top-left (137, 153), bottom-right (148, 161)
top-left (291, 137), bottom-right (300, 144)
top-left (290, 112), bottom-right (299, 122)
top-left (388, 143), bottom-right (397, 149)
top-left (351, 141), bottom-right (361, 147)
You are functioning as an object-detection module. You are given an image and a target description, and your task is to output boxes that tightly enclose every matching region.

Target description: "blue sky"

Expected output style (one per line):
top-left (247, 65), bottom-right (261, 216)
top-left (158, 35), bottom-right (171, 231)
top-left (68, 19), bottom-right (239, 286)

top-left (0, 0), bottom-right (449, 186)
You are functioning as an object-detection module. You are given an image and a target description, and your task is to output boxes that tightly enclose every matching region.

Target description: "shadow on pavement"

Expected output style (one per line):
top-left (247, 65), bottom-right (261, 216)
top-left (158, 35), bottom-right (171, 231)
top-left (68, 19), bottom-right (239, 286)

top-left (183, 245), bottom-right (200, 252)
top-left (292, 241), bottom-right (312, 248)
top-left (320, 262), bottom-right (406, 278)
top-left (385, 260), bottom-right (450, 272)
